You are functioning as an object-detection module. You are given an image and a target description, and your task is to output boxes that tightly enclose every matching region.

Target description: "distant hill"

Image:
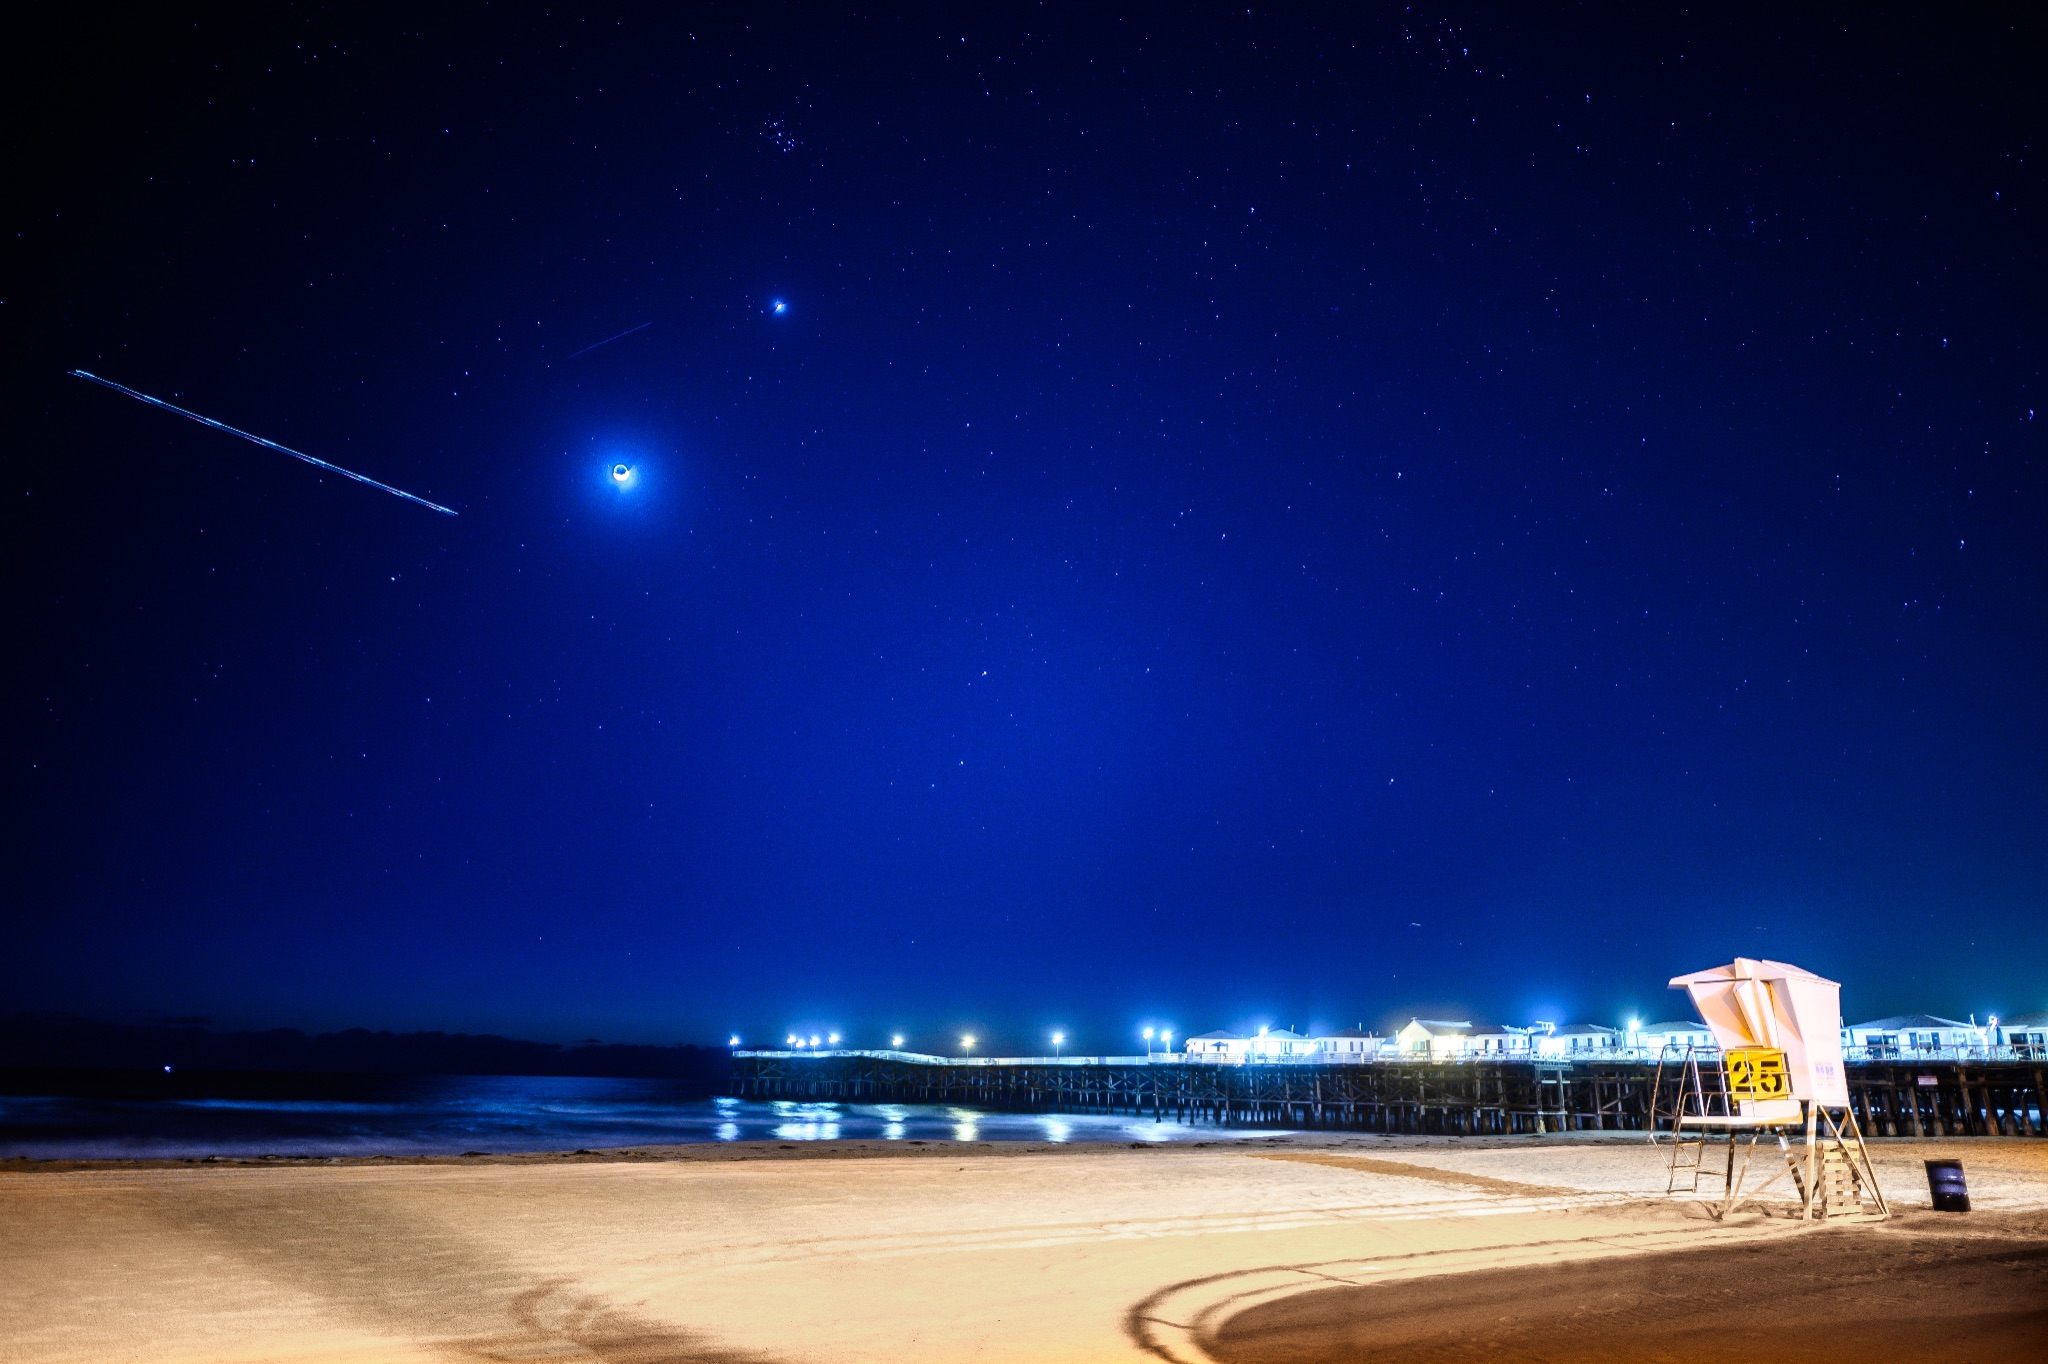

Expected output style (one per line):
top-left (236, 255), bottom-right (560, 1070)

top-left (0, 1014), bottom-right (728, 1086)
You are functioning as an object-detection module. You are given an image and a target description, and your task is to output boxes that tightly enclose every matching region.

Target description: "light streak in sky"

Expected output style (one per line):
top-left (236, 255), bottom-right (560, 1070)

top-left (563, 320), bottom-right (652, 359)
top-left (67, 370), bottom-right (457, 516)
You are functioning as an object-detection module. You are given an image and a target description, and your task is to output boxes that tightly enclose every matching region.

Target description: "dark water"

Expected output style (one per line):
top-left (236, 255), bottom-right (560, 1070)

top-left (0, 1073), bottom-right (1269, 1159)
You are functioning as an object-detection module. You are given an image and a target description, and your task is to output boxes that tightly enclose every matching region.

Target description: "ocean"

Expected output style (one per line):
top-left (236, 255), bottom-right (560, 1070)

top-left (0, 1072), bottom-right (1269, 1160)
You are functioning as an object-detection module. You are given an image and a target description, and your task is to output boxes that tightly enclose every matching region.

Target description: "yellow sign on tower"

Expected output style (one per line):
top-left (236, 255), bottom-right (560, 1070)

top-left (1725, 1047), bottom-right (1791, 1101)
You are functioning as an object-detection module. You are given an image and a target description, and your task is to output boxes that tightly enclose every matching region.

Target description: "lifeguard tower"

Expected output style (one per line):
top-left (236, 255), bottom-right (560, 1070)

top-left (1653, 957), bottom-right (1887, 1221)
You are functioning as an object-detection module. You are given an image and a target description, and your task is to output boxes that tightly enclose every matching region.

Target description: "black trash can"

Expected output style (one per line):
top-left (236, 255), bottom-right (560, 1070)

top-left (1925, 1159), bottom-right (1970, 1212)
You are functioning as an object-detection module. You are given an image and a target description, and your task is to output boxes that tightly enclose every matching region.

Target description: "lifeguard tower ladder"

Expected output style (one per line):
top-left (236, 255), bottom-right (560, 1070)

top-left (1651, 1043), bottom-right (1887, 1222)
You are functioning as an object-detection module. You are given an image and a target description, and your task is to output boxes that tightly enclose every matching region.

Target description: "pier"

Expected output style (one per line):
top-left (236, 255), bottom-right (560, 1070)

top-left (731, 1051), bottom-right (2048, 1138)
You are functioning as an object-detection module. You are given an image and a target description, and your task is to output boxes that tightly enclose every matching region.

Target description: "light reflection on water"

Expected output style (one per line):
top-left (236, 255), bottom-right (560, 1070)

top-left (0, 1075), bottom-right (1285, 1160)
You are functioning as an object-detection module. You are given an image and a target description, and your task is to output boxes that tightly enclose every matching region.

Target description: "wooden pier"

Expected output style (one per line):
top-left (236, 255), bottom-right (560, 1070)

top-left (730, 1052), bottom-right (2048, 1138)
top-left (1845, 1060), bottom-right (2048, 1138)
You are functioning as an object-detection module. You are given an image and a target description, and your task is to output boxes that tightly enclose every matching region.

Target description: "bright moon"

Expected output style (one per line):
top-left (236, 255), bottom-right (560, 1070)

top-left (611, 463), bottom-right (632, 484)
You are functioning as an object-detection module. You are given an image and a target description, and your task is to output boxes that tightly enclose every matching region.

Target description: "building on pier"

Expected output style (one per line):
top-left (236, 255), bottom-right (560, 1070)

top-left (1394, 1019), bottom-right (1526, 1056)
top-left (1182, 1030), bottom-right (1241, 1060)
top-left (1250, 1028), bottom-right (1317, 1059)
top-left (1637, 1020), bottom-right (1716, 1051)
top-left (2005, 1011), bottom-right (2048, 1055)
top-left (1843, 1014), bottom-right (1980, 1056)
top-left (1534, 1023), bottom-right (1624, 1056)
top-left (1179, 1027), bottom-right (1315, 1061)
top-left (1394, 1019), bottom-right (1472, 1055)
top-left (1313, 1027), bottom-right (1382, 1060)
top-left (1181, 1026), bottom-right (1386, 1062)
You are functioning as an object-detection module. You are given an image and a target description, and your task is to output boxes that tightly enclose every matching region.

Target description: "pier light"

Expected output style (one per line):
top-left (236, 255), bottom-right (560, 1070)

top-left (1143, 1027), bottom-right (1154, 1039)
top-left (786, 1034), bottom-right (798, 1047)
top-left (890, 1034), bottom-right (905, 1048)
top-left (728, 1035), bottom-right (741, 1048)
top-left (809, 1034), bottom-right (821, 1047)
top-left (1161, 1029), bottom-right (1174, 1047)
top-left (828, 1033), bottom-right (841, 1045)
top-left (1052, 1031), bottom-right (1065, 1058)
top-left (961, 1035), bottom-right (975, 1054)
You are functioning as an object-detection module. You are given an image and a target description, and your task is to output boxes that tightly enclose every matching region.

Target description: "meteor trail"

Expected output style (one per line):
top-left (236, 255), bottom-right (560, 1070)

top-left (562, 320), bottom-right (652, 360)
top-left (67, 370), bottom-right (458, 516)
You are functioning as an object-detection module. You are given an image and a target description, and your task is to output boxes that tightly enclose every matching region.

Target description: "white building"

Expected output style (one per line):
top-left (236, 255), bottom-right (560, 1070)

top-left (2004, 1011), bottom-right (2048, 1055)
top-left (1636, 1020), bottom-right (1715, 1052)
top-left (1393, 1019), bottom-right (1533, 1057)
top-left (1533, 1023), bottom-right (1622, 1058)
top-left (1311, 1028), bottom-right (1383, 1061)
top-left (1394, 1018), bottom-right (1470, 1056)
top-left (1841, 1014), bottom-right (1979, 1056)
top-left (1394, 1019), bottom-right (1553, 1058)
top-left (1464, 1026), bottom-right (1535, 1057)
top-left (1180, 1026), bottom-right (1324, 1062)
top-left (1246, 1028), bottom-right (1317, 1060)
top-left (1183, 1030), bottom-right (1245, 1061)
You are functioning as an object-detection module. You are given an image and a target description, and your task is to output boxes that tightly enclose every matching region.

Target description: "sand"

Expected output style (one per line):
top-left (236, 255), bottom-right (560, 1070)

top-left (1203, 1214), bottom-right (2048, 1362)
top-left (2, 1134), bottom-right (2045, 1362)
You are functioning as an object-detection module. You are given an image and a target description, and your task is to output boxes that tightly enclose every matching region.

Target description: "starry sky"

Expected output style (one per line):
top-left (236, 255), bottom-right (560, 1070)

top-left (7, 6), bottom-right (2043, 1051)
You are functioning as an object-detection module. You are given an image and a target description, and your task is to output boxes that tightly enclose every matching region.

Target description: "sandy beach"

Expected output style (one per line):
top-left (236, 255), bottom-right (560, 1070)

top-left (3, 1134), bottom-right (2044, 1363)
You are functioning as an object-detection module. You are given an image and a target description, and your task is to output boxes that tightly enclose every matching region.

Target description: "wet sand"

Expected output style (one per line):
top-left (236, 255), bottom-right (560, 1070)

top-left (2, 1134), bottom-right (2044, 1363)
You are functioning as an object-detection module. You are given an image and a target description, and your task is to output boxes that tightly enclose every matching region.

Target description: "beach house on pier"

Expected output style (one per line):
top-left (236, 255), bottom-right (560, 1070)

top-left (1183, 1030), bottom-right (1244, 1061)
top-left (1392, 1019), bottom-right (1485, 1056)
top-left (2005, 1011), bottom-right (2048, 1056)
top-left (1181, 1027), bottom-right (1318, 1062)
top-left (1311, 1028), bottom-right (1383, 1061)
top-left (1393, 1020), bottom-right (1541, 1057)
top-left (1182, 1027), bottom-right (1386, 1062)
top-left (1533, 1023), bottom-right (1623, 1057)
top-left (1637, 1020), bottom-right (1715, 1052)
top-left (1842, 1014), bottom-right (1979, 1056)
top-left (1394, 1019), bottom-right (1470, 1056)
top-left (1247, 1028), bottom-right (1316, 1059)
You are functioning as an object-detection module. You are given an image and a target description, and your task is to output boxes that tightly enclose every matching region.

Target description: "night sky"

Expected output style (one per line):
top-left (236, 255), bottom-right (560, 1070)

top-left (8, 6), bottom-right (2043, 1051)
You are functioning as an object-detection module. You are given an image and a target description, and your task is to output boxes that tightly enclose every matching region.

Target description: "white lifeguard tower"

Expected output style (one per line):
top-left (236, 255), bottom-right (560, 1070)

top-left (1655, 957), bottom-right (1887, 1221)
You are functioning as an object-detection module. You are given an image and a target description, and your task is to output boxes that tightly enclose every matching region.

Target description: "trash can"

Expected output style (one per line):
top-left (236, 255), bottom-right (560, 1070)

top-left (1924, 1159), bottom-right (1970, 1212)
